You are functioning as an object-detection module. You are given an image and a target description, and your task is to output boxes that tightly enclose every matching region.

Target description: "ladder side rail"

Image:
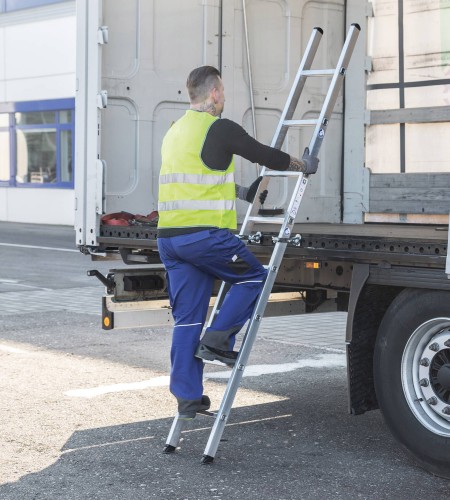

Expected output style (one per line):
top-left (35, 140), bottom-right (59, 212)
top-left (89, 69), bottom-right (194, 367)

top-left (308, 23), bottom-right (361, 157)
top-left (240, 27), bottom-right (324, 237)
top-left (232, 25), bottom-right (361, 323)
top-left (205, 175), bottom-right (308, 457)
top-left (276, 174), bottom-right (307, 239)
top-left (203, 169), bottom-right (309, 460)
top-left (205, 281), bottom-right (227, 328)
top-left (165, 415), bottom-right (185, 450)
top-left (270, 27), bottom-right (323, 150)
top-left (202, 240), bottom-right (288, 459)
top-left (276, 25), bottom-right (361, 254)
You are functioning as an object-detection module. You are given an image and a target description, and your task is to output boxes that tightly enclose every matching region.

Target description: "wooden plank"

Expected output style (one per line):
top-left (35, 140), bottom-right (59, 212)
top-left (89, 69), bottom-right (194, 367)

top-left (369, 173), bottom-right (450, 214)
top-left (370, 188), bottom-right (450, 202)
top-left (367, 106), bottom-right (450, 125)
top-left (290, 223), bottom-right (448, 241)
top-left (364, 213), bottom-right (449, 225)
top-left (369, 200), bottom-right (449, 213)
top-left (370, 173), bottom-right (450, 189)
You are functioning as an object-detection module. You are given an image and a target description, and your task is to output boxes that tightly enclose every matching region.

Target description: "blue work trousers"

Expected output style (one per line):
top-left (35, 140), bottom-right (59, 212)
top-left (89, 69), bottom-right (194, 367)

top-left (157, 228), bottom-right (267, 401)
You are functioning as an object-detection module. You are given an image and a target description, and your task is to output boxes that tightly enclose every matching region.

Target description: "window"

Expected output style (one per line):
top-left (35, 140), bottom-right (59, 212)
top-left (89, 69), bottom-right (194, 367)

top-left (0, 98), bottom-right (74, 188)
top-left (0, 114), bottom-right (10, 182)
top-left (0, 0), bottom-right (68, 13)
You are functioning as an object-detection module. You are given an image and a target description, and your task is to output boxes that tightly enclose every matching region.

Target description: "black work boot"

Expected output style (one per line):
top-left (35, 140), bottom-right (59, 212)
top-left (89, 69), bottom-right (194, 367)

top-left (177, 395), bottom-right (211, 420)
top-left (195, 344), bottom-right (238, 366)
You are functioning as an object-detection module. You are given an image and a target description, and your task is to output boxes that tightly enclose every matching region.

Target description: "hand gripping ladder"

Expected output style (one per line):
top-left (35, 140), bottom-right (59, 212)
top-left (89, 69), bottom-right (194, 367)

top-left (164, 23), bottom-right (360, 463)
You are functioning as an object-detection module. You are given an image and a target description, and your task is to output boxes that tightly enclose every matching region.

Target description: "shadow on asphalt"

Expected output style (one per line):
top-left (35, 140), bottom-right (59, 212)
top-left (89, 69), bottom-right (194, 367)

top-left (1, 395), bottom-right (449, 500)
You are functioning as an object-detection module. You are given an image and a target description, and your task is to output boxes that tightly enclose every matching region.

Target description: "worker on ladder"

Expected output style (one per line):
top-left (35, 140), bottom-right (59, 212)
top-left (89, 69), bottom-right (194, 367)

top-left (157, 65), bottom-right (319, 419)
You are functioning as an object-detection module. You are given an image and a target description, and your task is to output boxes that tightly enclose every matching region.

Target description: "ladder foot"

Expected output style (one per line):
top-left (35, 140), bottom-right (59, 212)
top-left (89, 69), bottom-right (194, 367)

top-left (163, 444), bottom-right (177, 454)
top-left (201, 454), bottom-right (214, 465)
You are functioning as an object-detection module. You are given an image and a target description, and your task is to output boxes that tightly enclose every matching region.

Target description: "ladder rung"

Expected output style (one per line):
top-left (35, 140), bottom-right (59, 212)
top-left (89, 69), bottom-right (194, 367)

top-left (282, 119), bottom-right (317, 127)
top-left (264, 170), bottom-right (301, 177)
top-left (302, 69), bottom-right (335, 76)
top-left (247, 216), bottom-right (285, 224)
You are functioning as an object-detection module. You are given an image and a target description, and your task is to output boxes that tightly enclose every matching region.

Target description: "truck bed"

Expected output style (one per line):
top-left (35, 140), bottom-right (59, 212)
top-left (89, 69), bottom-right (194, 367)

top-left (98, 222), bottom-right (448, 269)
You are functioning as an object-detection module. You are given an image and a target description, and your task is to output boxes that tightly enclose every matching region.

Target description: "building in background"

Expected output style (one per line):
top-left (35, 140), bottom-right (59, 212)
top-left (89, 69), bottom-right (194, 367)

top-left (0, 0), bottom-right (75, 225)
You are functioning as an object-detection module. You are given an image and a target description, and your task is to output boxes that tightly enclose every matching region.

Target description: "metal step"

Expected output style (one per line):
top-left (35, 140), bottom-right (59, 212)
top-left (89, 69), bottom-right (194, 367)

top-left (301, 69), bottom-right (335, 76)
top-left (282, 119), bottom-right (318, 127)
top-left (263, 170), bottom-right (302, 177)
top-left (247, 216), bottom-right (286, 224)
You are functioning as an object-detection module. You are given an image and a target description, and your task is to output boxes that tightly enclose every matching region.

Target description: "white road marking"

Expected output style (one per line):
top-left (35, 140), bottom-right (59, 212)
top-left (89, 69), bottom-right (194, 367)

top-left (65, 376), bottom-right (170, 398)
top-left (0, 279), bottom-right (52, 291)
top-left (0, 344), bottom-right (30, 354)
top-left (0, 242), bottom-right (78, 253)
top-left (205, 353), bottom-right (346, 380)
top-left (65, 354), bottom-right (346, 398)
top-left (183, 414), bottom-right (292, 434)
top-left (62, 435), bottom-right (156, 453)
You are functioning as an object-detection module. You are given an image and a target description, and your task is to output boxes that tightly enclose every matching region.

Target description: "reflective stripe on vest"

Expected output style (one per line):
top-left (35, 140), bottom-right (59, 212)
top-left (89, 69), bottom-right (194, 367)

top-left (159, 172), bottom-right (235, 186)
top-left (158, 110), bottom-right (236, 229)
top-left (158, 199), bottom-right (235, 211)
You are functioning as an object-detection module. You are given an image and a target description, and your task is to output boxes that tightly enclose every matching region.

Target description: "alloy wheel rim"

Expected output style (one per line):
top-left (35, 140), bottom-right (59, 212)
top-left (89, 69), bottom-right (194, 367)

top-left (401, 318), bottom-right (450, 436)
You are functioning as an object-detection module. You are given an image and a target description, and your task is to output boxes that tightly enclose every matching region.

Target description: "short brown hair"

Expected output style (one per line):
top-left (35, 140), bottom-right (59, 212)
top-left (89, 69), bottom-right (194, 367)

top-left (186, 66), bottom-right (221, 103)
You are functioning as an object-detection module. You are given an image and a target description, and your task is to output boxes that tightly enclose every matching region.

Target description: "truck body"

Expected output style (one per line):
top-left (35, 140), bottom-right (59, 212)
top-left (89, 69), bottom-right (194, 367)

top-left (75, 0), bottom-right (450, 478)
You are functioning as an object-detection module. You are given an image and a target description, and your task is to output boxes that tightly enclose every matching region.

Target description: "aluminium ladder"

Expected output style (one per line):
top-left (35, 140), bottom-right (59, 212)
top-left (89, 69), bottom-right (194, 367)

top-left (164, 23), bottom-right (361, 463)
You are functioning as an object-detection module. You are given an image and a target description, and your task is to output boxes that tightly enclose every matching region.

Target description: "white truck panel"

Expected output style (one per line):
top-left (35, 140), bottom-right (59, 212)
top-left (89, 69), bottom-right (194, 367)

top-left (76, 0), bottom-right (347, 248)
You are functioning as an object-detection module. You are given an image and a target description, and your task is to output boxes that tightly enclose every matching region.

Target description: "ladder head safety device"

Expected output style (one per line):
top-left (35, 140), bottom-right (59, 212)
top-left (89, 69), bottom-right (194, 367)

top-left (164, 23), bottom-right (361, 464)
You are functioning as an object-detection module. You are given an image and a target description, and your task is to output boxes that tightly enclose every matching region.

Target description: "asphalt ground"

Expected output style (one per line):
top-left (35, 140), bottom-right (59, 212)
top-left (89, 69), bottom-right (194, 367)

top-left (0, 221), bottom-right (449, 499)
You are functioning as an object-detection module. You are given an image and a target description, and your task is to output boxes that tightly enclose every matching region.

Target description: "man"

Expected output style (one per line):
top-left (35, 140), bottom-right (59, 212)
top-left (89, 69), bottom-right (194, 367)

top-left (157, 66), bottom-right (319, 419)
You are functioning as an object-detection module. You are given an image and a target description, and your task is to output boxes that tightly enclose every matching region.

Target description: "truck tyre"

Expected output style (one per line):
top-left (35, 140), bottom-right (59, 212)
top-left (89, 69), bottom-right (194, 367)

top-left (374, 288), bottom-right (450, 479)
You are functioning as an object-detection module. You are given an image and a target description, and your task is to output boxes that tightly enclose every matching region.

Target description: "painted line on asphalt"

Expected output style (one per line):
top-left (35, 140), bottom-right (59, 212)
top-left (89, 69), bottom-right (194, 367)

top-left (183, 414), bottom-right (292, 434)
top-left (0, 343), bottom-right (31, 354)
top-left (62, 435), bottom-right (156, 454)
top-left (204, 353), bottom-right (346, 380)
top-left (0, 279), bottom-right (52, 291)
top-left (0, 242), bottom-right (78, 253)
top-left (65, 353), bottom-right (346, 398)
top-left (64, 376), bottom-right (171, 398)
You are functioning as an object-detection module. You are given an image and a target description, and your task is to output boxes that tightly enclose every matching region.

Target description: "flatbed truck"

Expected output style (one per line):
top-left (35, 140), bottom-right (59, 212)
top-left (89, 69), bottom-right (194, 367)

top-left (75, 0), bottom-right (450, 478)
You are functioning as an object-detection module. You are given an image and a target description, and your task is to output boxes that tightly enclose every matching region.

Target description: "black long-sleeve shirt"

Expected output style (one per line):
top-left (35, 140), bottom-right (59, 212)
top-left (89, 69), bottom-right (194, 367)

top-left (158, 117), bottom-right (290, 237)
top-left (201, 118), bottom-right (290, 171)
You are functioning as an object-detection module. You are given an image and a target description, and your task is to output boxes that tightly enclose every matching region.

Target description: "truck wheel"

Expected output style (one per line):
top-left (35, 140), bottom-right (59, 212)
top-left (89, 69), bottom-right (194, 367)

top-left (374, 288), bottom-right (450, 478)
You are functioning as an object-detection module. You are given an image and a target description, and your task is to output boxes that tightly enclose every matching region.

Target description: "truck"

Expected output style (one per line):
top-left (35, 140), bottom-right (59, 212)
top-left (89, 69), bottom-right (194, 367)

top-left (75, 0), bottom-right (450, 478)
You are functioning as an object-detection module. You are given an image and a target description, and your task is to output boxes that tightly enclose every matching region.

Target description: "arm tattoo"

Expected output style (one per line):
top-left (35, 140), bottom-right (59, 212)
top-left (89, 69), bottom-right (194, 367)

top-left (286, 155), bottom-right (307, 173)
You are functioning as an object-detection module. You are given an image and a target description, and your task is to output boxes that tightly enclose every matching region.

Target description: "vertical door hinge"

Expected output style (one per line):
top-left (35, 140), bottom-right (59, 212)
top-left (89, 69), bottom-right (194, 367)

top-left (97, 26), bottom-right (109, 44)
top-left (97, 90), bottom-right (108, 109)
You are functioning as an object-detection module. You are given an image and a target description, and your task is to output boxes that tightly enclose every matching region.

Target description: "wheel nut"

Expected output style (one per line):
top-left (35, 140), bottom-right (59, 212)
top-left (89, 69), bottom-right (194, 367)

top-left (443, 407), bottom-right (450, 415)
top-left (444, 340), bottom-right (450, 348)
top-left (427, 397), bottom-right (438, 406)
top-left (429, 342), bottom-right (440, 352)
top-left (419, 378), bottom-right (429, 387)
top-left (420, 358), bottom-right (430, 367)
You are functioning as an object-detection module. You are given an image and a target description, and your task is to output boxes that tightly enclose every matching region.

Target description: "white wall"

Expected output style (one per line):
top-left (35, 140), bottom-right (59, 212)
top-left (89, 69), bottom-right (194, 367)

top-left (0, 1), bottom-right (76, 225)
top-left (0, 186), bottom-right (74, 224)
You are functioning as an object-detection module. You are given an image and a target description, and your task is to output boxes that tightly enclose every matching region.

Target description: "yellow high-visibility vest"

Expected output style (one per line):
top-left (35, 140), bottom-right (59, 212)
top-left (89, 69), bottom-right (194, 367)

top-left (158, 110), bottom-right (236, 229)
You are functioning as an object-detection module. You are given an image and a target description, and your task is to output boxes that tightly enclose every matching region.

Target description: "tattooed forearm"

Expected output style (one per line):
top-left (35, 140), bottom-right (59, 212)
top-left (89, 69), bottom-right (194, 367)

top-left (286, 156), bottom-right (307, 173)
